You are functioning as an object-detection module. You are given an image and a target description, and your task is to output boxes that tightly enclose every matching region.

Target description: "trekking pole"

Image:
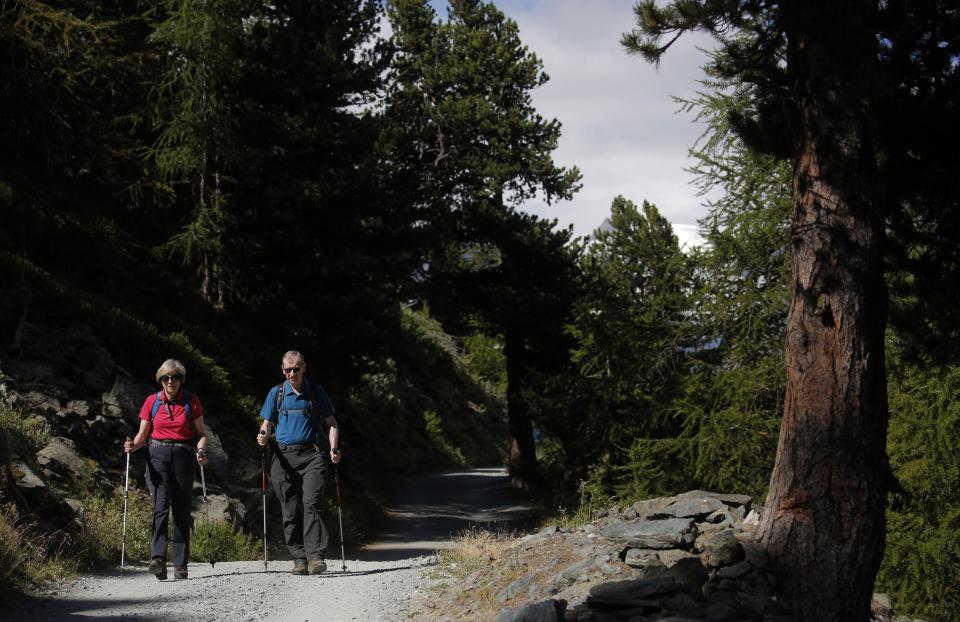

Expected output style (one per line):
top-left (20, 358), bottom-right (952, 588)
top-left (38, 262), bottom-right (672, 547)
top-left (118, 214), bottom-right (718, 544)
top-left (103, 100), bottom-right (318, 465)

top-left (260, 444), bottom-right (268, 571)
top-left (200, 462), bottom-right (215, 568)
top-left (120, 439), bottom-right (131, 577)
top-left (334, 464), bottom-right (346, 572)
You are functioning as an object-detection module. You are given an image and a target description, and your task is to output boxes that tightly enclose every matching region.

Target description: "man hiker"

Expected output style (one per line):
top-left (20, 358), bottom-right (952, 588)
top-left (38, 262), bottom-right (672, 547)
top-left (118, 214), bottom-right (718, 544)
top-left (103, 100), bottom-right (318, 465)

top-left (256, 350), bottom-right (341, 575)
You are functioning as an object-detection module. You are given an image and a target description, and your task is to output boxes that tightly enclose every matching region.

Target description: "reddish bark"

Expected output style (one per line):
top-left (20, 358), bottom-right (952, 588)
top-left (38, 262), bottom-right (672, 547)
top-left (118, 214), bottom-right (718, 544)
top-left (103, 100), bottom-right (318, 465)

top-left (758, 3), bottom-right (889, 620)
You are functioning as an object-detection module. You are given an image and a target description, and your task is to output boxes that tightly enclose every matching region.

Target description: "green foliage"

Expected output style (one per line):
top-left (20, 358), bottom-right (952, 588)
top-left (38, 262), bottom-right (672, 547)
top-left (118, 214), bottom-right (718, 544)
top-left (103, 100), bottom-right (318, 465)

top-left (542, 197), bottom-right (694, 501)
top-left (0, 401), bottom-right (49, 456)
top-left (461, 331), bottom-right (507, 395)
top-left (877, 346), bottom-right (960, 621)
top-left (147, 0), bottom-right (248, 307)
top-left (75, 488), bottom-right (154, 568)
top-left (190, 519), bottom-right (261, 563)
top-left (423, 410), bottom-right (467, 468)
top-left (0, 503), bottom-right (74, 599)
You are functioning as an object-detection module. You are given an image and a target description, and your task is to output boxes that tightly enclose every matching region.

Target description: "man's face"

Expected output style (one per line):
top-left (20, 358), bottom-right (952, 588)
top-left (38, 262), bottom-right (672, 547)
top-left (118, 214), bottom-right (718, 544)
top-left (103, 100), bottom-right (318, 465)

top-left (282, 358), bottom-right (305, 381)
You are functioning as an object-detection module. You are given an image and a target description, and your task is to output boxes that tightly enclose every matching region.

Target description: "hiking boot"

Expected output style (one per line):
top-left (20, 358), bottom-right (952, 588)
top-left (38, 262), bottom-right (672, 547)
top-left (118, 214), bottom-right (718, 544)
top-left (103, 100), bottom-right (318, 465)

top-left (174, 566), bottom-right (188, 580)
top-left (291, 559), bottom-right (308, 575)
top-left (148, 557), bottom-right (167, 581)
top-left (308, 558), bottom-right (326, 575)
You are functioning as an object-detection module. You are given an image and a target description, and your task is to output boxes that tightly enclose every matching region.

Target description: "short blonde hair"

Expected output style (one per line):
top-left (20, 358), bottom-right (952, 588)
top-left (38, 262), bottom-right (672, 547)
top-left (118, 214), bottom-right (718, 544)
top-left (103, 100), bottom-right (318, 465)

top-left (155, 359), bottom-right (187, 383)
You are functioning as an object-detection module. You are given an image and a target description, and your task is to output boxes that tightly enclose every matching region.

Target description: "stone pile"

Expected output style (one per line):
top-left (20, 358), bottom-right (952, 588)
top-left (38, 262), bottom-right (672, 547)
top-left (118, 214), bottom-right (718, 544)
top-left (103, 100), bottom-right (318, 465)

top-left (489, 491), bottom-right (909, 622)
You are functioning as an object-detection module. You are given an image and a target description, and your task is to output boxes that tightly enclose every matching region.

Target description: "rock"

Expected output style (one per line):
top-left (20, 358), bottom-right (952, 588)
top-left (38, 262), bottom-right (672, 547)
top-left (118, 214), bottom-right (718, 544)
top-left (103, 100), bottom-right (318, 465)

top-left (560, 556), bottom-right (597, 583)
top-left (653, 496), bottom-right (728, 521)
top-left (588, 576), bottom-right (682, 601)
top-left (601, 518), bottom-right (697, 549)
top-left (871, 593), bottom-right (893, 622)
top-left (193, 492), bottom-right (247, 528)
top-left (200, 424), bottom-right (228, 480)
top-left (64, 498), bottom-right (84, 516)
top-left (36, 436), bottom-right (95, 482)
top-left (658, 548), bottom-right (698, 568)
top-left (623, 548), bottom-right (661, 569)
top-left (494, 599), bottom-right (566, 622)
top-left (3, 360), bottom-right (60, 392)
top-left (716, 560), bottom-right (751, 580)
top-left (665, 557), bottom-right (710, 597)
top-left (10, 460), bottom-right (61, 512)
top-left (497, 574), bottom-right (535, 603)
top-left (28, 325), bottom-right (116, 393)
top-left (102, 374), bottom-right (152, 423)
top-left (697, 529), bottom-right (744, 567)
top-left (13, 390), bottom-right (61, 416)
top-left (742, 508), bottom-right (761, 530)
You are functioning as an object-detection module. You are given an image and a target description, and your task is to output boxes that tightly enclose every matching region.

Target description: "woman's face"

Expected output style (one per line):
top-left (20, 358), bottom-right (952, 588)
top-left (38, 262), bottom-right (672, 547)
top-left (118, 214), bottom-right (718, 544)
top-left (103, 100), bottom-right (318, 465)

top-left (159, 373), bottom-right (183, 398)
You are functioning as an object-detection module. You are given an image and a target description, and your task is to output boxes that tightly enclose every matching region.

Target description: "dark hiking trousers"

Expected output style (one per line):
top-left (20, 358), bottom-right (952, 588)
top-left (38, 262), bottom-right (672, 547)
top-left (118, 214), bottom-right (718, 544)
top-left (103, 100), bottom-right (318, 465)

top-left (271, 444), bottom-right (329, 561)
top-left (146, 443), bottom-right (195, 567)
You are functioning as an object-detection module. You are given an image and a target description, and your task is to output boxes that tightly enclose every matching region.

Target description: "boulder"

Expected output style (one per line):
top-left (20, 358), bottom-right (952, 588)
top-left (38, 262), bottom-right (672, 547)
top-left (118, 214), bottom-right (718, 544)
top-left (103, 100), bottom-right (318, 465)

top-left (102, 374), bottom-right (152, 424)
top-left (36, 436), bottom-right (95, 483)
top-left (601, 518), bottom-right (697, 549)
top-left (10, 460), bottom-right (61, 512)
top-left (192, 492), bottom-right (247, 528)
top-left (696, 529), bottom-right (744, 568)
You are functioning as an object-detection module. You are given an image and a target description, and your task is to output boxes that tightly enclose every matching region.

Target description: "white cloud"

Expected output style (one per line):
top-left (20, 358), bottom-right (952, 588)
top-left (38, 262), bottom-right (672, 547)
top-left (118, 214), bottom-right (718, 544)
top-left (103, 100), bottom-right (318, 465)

top-left (490, 0), bottom-right (717, 241)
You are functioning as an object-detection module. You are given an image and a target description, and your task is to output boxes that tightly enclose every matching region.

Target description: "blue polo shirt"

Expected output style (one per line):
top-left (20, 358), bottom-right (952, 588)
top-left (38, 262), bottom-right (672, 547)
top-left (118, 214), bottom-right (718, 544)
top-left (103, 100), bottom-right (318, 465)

top-left (260, 380), bottom-right (336, 445)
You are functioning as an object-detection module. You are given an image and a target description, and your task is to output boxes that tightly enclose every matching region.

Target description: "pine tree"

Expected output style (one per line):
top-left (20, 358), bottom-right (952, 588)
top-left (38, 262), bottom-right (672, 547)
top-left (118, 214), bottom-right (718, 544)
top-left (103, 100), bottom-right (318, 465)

top-left (147, 0), bottom-right (249, 309)
top-left (553, 197), bottom-right (692, 499)
top-left (624, 1), bottom-right (960, 618)
top-left (384, 0), bottom-right (581, 489)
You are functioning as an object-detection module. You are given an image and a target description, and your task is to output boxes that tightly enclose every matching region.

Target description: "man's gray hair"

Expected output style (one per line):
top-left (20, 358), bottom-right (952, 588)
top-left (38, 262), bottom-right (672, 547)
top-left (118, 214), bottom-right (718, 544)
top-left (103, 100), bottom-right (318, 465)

top-left (282, 350), bottom-right (307, 366)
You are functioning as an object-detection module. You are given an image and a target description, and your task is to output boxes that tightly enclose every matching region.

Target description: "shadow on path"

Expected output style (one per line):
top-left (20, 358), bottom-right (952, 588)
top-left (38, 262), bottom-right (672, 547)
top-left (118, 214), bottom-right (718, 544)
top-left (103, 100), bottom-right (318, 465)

top-left (358, 467), bottom-right (537, 563)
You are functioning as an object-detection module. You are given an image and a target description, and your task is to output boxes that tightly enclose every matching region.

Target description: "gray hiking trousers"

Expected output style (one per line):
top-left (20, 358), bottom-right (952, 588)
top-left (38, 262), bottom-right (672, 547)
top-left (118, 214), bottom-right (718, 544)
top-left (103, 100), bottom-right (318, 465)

top-left (270, 443), bottom-right (329, 561)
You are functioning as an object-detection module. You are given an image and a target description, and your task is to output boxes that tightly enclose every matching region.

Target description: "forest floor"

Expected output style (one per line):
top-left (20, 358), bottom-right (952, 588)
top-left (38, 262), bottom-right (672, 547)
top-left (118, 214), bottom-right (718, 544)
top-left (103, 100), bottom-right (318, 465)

top-left (0, 467), bottom-right (535, 622)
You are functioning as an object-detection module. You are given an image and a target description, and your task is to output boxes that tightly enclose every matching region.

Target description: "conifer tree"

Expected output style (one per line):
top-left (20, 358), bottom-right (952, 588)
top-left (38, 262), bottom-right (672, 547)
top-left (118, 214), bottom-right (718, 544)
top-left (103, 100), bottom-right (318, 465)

top-left (147, 0), bottom-right (249, 309)
top-left (384, 0), bottom-right (581, 489)
top-left (624, 1), bottom-right (960, 619)
top-left (554, 197), bottom-right (692, 498)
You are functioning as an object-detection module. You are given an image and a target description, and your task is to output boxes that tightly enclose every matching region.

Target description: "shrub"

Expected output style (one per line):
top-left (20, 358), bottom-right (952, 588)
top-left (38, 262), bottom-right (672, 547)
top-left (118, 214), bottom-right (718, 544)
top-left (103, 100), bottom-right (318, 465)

top-left (76, 488), bottom-right (153, 568)
top-left (0, 503), bottom-right (74, 598)
top-left (190, 519), bottom-right (261, 563)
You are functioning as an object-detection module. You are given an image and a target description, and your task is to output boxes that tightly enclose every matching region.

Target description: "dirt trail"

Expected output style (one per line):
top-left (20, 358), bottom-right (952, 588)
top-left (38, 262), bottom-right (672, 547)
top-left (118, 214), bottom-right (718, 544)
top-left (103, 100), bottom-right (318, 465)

top-left (1, 467), bottom-right (534, 622)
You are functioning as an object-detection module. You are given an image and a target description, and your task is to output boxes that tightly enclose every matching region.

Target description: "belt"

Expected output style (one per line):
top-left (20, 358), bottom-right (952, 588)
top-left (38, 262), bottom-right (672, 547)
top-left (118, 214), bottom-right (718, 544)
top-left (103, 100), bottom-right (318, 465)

top-left (276, 442), bottom-right (316, 452)
top-left (150, 438), bottom-right (193, 450)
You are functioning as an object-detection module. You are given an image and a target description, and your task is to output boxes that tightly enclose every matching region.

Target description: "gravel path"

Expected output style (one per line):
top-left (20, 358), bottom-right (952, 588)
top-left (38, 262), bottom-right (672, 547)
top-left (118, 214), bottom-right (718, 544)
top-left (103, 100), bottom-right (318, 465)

top-left (2, 467), bottom-right (534, 622)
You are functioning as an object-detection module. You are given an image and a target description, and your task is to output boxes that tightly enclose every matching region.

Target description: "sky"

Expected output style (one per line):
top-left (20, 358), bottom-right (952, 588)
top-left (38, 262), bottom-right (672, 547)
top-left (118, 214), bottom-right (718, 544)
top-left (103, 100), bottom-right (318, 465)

top-left (425, 0), bottom-right (717, 249)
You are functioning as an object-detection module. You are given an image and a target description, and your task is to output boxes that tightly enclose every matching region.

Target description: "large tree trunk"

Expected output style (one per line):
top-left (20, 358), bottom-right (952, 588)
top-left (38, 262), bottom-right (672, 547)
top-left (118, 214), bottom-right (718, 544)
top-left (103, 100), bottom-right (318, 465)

top-left (504, 320), bottom-right (539, 490)
top-left (757, 3), bottom-right (888, 620)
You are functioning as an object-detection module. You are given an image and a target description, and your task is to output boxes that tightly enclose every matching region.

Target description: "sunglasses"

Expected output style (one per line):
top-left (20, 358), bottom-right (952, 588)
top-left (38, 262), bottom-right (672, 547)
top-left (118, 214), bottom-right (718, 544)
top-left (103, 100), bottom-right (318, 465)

top-left (160, 375), bottom-right (183, 383)
top-left (282, 366), bottom-right (301, 374)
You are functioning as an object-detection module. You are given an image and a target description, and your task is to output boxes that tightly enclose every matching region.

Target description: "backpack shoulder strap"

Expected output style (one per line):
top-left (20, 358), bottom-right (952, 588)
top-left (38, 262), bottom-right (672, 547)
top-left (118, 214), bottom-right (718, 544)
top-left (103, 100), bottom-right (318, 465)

top-left (307, 382), bottom-right (322, 418)
top-left (151, 390), bottom-right (193, 420)
top-left (275, 382), bottom-right (285, 413)
top-left (149, 391), bottom-right (163, 420)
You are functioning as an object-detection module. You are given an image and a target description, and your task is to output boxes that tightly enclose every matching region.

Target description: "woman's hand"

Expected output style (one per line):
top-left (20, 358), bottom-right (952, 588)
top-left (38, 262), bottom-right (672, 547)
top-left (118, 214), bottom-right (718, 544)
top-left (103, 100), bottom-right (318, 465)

top-left (124, 436), bottom-right (140, 453)
top-left (196, 448), bottom-right (207, 465)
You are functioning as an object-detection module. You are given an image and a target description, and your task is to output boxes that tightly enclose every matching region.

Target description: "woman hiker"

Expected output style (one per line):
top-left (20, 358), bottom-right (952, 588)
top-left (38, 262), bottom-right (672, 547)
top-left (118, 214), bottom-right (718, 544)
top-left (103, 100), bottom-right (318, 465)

top-left (124, 358), bottom-right (208, 580)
